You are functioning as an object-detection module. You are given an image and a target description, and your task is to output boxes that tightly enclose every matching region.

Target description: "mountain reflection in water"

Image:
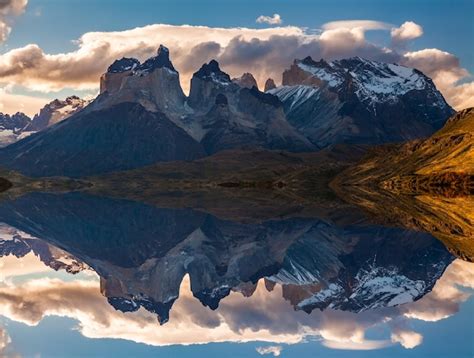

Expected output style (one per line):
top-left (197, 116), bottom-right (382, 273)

top-left (0, 189), bottom-right (472, 356)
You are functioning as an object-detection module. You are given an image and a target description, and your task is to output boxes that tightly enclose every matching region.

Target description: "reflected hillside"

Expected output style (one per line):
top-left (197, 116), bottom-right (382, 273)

top-left (333, 108), bottom-right (474, 261)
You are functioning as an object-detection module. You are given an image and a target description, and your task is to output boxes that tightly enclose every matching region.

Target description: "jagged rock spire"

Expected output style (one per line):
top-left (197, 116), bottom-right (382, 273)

top-left (135, 44), bottom-right (176, 73)
top-left (194, 60), bottom-right (231, 83)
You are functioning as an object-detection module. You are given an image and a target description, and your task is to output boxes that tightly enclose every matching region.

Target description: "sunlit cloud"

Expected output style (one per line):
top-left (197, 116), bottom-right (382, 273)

top-left (390, 329), bottom-right (423, 349)
top-left (391, 21), bottom-right (423, 44)
top-left (256, 14), bottom-right (282, 25)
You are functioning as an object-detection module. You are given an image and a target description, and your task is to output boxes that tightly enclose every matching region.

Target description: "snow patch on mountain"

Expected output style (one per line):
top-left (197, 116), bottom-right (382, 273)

top-left (295, 56), bottom-right (448, 106)
top-left (268, 85), bottom-right (321, 111)
top-left (268, 257), bottom-right (321, 285)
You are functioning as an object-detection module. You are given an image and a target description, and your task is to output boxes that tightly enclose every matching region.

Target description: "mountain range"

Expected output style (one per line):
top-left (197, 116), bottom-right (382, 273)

top-left (0, 45), bottom-right (454, 177)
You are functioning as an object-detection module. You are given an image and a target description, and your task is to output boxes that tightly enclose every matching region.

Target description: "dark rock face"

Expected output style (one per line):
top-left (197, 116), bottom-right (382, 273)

top-left (0, 112), bottom-right (31, 131)
top-left (186, 60), bottom-right (315, 153)
top-left (135, 45), bottom-right (176, 74)
top-left (264, 78), bottom-right (276, 92)
top-left (107, 57), bottom-right (140, 73)
top-left (0, 178), bottom-right (12, 192)
top-left (0, 102), bottom-right (206, 177)
top-left (270, 56), bottom-right (454, 146)
top-left (194, 59), bottom-right (231, 82)
top-left (215, 93), bottom-right (228, 105)
top-left (187, 60), bottom-right (235, 111)
top-left (26, 96), bottom-right (89, 132)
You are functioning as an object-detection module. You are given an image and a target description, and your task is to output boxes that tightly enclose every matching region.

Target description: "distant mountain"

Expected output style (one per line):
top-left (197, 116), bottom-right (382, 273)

top-left (0, 112), bottom-right (30, 131)
top-left (0, 96), bottom-right (89, 148)
top-left (26, 96), bottom-right (90, 131)
top-left (268, 56), bottom-right (454, 146)
top-left (0, 112), bottom-right (32, 148)
top-left (0, 223), bottom-right (88, 274)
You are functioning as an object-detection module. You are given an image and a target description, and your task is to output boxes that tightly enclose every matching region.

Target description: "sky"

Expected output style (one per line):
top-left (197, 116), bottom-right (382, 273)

top-left (0, 0), bottom-right (473, 116)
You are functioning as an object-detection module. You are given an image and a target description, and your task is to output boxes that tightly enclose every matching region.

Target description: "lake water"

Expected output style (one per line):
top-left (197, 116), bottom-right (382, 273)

top-left (0, 192), bottom-right (472, 357)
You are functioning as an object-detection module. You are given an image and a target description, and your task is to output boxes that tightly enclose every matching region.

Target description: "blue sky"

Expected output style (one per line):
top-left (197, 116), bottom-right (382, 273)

top-left (0, 0), bottom-right (473, 115)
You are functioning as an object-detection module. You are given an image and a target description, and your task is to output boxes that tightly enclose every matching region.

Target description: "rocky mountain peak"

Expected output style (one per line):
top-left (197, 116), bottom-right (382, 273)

top-left (232, 72), bottom-right (258, 89)
top-left (194, 60), bottom-right (231, 84)
top-left (264, 78), bottom-right (276, 92)
top-left (107, 57), bottom-right (140, 74)
top-left (0, 112), bottom-right (31, 131)
top-left (272, 56), bottom-right (454, 146)
top-left (26, 96), bottom-right (89, 132)
top-left (135, 44), bottom-right (176, 74)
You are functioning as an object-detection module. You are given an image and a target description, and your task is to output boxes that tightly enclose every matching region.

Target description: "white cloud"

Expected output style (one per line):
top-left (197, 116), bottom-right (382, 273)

top-left (256, 14), bottom-right (282, 25)
top-left (391, 21), bottom-right (423, 43)
top-left (390, 329), bottom-right (423, 349)
top-left (256, 345), bottom-right (283, 356)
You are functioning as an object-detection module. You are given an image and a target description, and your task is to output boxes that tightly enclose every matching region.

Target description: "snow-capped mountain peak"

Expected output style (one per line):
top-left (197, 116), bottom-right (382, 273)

top-left (292, 56), bottom-right (439, 104)
top-left (26, 96), bottom-right (90, 132)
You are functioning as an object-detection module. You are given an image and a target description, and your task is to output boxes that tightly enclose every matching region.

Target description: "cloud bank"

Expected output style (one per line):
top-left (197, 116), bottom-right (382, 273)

top-left (0, 19), bottom-right (472, 115)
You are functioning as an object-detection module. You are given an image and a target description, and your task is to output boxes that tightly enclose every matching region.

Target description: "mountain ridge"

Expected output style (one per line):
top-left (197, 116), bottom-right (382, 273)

top-left (0, 46), bottom-right (455, 177)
